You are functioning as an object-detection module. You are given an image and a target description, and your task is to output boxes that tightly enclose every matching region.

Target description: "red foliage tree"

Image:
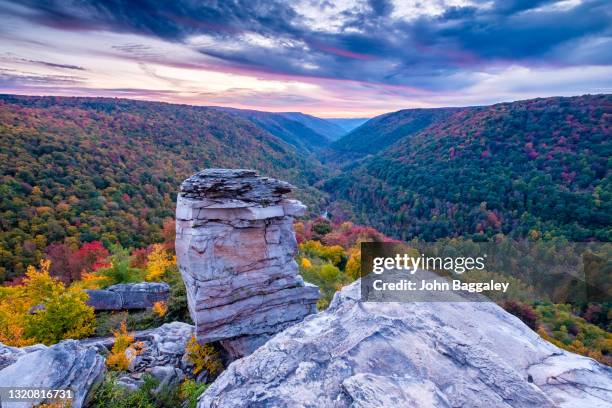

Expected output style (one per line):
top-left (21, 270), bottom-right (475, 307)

top-left (45, 241), bottom-right (109, 283)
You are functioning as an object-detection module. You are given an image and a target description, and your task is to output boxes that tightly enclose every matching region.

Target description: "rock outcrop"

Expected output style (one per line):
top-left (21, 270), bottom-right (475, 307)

top-left (0, 340), bottom-right (105, 408)
top-left (112, 322), bottom-right (196, 391)
top-left (200, 279), bottom-right (612, 408)
top-left (80, 322), bottom-right (196, 391)
top-left (85, 282), bottom-right (169, 311)
top-left (176, 169), bottom-right (319, 358)
top-left (0, 322), bottom-right (195, 406)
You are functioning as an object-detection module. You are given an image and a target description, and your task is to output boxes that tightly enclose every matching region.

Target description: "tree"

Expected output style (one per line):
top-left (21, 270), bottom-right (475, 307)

top-left (0, 260), bottom-right (96, 346)
top-left (24, 287), bottom-right (96, 344)
top-left (145, 244), bottom-right (175, 281)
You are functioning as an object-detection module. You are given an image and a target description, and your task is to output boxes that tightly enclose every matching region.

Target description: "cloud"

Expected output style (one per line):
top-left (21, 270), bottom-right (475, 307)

top-left (0, 54), bottom-right (86, 70)
top-left (26, 59), bottom-right (85, 70)
top-left (0, 0), bottom-right (609, 116)
top-left (2, 0), bottom-right (609, 90)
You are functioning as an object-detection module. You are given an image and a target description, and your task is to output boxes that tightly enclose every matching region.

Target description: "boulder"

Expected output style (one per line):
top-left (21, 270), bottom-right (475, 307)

top-left (126, 321), bottom-right (195, 373)
top-left (176, 169), bottom-right (319, 358)
top-left (0, 343), bottom-right (26, 370)
top-left (79, 322), bottom-right (195, 375)
top-left (85, 282), bottom-right (169, 311)
top-left (200, 280), bottom-right (612, 408)
top-left (0, 340), bottom-right (105, 408)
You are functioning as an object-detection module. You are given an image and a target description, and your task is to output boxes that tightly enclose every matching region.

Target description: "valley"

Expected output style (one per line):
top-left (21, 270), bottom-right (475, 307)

top-left (0, 93), bottom-right (610, 281)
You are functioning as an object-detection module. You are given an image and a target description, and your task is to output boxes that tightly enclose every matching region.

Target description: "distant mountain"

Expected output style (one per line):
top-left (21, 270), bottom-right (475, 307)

top-left (323, 118), bottom-right (369, 137)
top-left (331, 107), bottom-right (463, 155)
top-left (278, 112), bottom-right (347, 142)
top-left (0, 95), bottom-right (326, 279)
top-left (325, 95), bottom-right (612, 241)
top-left (213, 107), bottom-right (345, 150)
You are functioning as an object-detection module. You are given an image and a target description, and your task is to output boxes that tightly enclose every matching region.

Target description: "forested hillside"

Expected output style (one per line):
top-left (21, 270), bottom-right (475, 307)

top-left (332, 107), bottom-right (463, 154)
top-left (0, 95), bottom-right (326, 280)
top-left (1, 94), bottom-right (610, 282)
top-left (213, 107), bottom-right (341, 151)
top-left (326, 95), bottom-right (611, 241)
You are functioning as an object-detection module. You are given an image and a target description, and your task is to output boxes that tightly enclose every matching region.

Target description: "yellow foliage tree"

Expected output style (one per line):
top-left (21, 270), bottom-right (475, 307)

top-left (0, 301), bottom-right (30, 346)
top-left (0, 260), bottom-right (95, 346)
top-left (145, 244), bottom-right (175, 281)
top-left (299, 240), bottom-right (344, 266)
top-left (70, 271), bottom-right (111, 290)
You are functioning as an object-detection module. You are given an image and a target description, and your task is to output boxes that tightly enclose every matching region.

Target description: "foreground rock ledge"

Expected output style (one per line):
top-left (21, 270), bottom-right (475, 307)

top-left (0, 340), bottom-right (105, 408)
top-left (200, 280), bottom-right (612, 408)
top-left (176, 169), bottom-right (319, 358)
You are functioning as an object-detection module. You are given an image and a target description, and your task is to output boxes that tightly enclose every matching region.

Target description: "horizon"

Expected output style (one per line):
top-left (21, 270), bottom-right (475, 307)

top-left (0, 1), bottom-right (611, 117)
top-left (0, 91), bottom-right (607, 120)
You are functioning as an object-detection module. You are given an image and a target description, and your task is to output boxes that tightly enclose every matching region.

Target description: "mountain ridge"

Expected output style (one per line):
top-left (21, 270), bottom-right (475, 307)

top-left (325, 94), bottom-right (611, 241)
top-left (0, 94), bottom-right (327, 279)
top-left (0, 93), bottom-right (610, 281)
top-left (331, 106), bottom-right (466, 155)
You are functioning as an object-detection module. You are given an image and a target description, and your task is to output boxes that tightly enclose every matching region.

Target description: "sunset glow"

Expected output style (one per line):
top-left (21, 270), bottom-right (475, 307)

top-left (0, 0), bottom-right (610, 117)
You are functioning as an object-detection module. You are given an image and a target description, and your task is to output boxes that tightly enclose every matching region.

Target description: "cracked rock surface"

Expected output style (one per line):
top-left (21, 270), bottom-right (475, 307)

top-left (200, 280), bottom-right (612, 408)
top-left (176, 169), bottom-right (319, 358)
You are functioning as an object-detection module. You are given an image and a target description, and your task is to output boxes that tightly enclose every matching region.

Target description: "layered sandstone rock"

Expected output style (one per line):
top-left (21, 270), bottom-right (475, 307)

top-left (175, 169), bottom-right (319, 358)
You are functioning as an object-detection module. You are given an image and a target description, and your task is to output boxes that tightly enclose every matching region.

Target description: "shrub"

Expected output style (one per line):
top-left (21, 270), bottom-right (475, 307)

top-left (185, 335), bottom-right (223, 377)
top-left (90, 373), bottom-right (181, 408)
top-left (536, 303), bottom-right (612, 365)
top-left (96, 246), bottom-right (143, 286)
top-left (180, 379), bottom-right (208, 408)
top-left (299, 260), bottom-right (346, 310)
top-left (301, 258), bottom-right (312, 269)
top-left (300, 240), bottom-right (344, 266)
top-left (345, 248), bottom-right (361, 281)
top-left (70, 271), bottom-right (111, 290)
top-left (24, 287), bottom-right (96, 344)
top-left (312, 219), bottom-right (332, 236)
top-left (106, 321), bottom-right (144, 371)
top-left (503, 300), bottom-right (538, 330)
top-left (152, 301), bottom-right (168, 317)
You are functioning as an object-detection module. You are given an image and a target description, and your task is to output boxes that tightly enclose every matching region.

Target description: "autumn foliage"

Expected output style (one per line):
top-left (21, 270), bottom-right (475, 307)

top-left (145, 244), bottom-right (175, 282)
top-left (185, 335), bottom-right (223, 377)
top-left (0, 95), bottom-right (325, 281)
top-left (297, 220), bottom-right (395, 309)
top-left (106, 321), bottom-right (144, 371)
top-left (0, 260), bottom-right (95, 346)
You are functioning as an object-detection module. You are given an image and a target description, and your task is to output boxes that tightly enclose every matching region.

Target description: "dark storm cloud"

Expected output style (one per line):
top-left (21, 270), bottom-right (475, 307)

top-left (3, 0), bottom-right (611, 88)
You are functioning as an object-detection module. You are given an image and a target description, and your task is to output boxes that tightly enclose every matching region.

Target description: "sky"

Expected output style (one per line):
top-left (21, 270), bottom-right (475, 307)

top-left (0, 0), bottom-right (610, 117)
